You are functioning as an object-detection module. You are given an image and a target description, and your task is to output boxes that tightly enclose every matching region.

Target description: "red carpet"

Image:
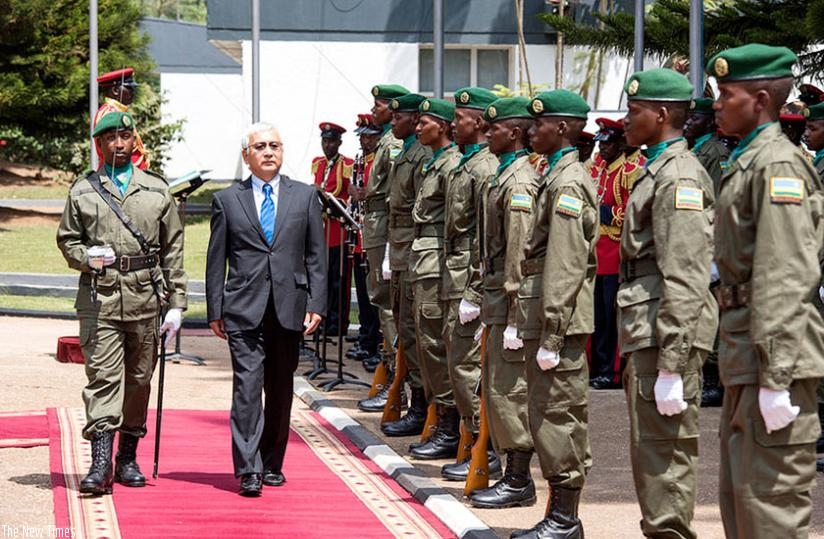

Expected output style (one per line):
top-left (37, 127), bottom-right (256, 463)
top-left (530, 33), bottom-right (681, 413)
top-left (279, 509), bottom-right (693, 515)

top-left (0, 410), bottom-right (48, 448)
top-left (50, 407), bottom-right (455, 539)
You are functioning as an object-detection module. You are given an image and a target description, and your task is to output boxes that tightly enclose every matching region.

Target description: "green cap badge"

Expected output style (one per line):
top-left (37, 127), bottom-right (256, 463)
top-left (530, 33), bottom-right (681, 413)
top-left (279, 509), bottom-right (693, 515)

top-left (483, 97), bottom-right (532, 123)
top-left (706, 43), bottom-right (796, 81)
top-left (454, 87), bottom-right (498, 110)
top-left (93, 111), bottom-right (136, 137)
top-left (528, 90), bottom-right (590, 119)
top-left (419, 98), bottom-right (455, 122)
top-left (624, 68), bottom-right (693, 102)
top-left (390, 93), bottom-right (427, 112)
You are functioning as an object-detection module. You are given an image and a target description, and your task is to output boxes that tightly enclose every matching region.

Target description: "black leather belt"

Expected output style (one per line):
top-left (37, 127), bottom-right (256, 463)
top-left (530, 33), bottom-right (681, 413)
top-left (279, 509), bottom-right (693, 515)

top-left (116, 254), bottom-right (158, 272)
top-left (482, 257), bottom-right (505, 275)
top-left (364, 198), bottom-right (388, 213)
top-left (521, 257), bottom-right (544, 276)
top-left (620, 258), bottom-right (658, 282)
top-left (714, 282), bottom-right (750, 310)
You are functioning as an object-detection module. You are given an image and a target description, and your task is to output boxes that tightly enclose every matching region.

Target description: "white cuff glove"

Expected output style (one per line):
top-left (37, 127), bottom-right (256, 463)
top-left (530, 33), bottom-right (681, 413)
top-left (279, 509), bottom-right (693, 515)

top-left (536, 347), bottom-right (560, 371)
top-left (459, 299), bottom-right (481, 325)
top-left (159, 308), bottom-right (183, 347)
top-left (653, 369), bottom-right (688, 416)
top-left (819, 286), bottom-right (824, 303)
top-left (474, 322), bottom-right (486, 342)
top-left (87, 245), bottom-right (116, 270)
top-left (758, 387), bottom-right (800, 434)
top-left (503, 325), bottom-right (523, 350)
top-left (710, 261), bottom-right (720, 284)
top-left (381, 244), bottom-right (392, 281)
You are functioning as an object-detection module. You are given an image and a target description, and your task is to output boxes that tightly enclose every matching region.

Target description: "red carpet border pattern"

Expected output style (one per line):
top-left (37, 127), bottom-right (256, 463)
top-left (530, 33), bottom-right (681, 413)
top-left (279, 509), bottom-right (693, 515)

top-left (0, 409), bottom-right (49, 448)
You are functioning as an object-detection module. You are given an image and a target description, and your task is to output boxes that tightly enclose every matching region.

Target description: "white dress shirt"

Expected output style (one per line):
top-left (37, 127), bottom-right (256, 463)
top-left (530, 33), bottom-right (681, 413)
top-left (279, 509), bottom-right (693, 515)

top-left (251, 174), bottom-right (280, 219)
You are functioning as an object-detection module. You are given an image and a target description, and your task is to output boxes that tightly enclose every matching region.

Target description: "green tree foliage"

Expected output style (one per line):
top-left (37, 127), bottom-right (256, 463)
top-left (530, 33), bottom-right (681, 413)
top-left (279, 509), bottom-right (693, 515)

top-left (140, 0), bottom-right (207, 23)
top-left (540, 0), bottom-right (824, 81)
top-left (0, 0), bottom-right (181, 173)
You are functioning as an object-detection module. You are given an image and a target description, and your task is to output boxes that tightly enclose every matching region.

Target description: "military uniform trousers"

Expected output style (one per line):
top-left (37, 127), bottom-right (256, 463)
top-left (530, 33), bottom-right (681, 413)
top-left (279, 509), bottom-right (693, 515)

top-left (623, 347), bottom-right (704, 539)
top-left (79, 315), bottom-right (158, 440)
top-left (444, 298), bottom-right (482, 432)
top-left (524, 334), bottom-right (591, 489)
top-left (483, 323), bottom-right (533, 453)
top-left (391, 269), bottom-right (422, 388)
top-left (412, 276), bottom-right (452, 405)
top-left (719, 378), bottom-right (820, 539)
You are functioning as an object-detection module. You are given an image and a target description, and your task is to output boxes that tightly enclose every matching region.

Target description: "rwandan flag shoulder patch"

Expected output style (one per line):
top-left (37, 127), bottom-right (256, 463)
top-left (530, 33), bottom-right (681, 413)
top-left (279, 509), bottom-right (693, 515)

top-left (510, 193), bottom-right (533, 212)
top-left (389, 148), bottom-right (403, 160)
top-left (769, 177), bottom-right (804, 204)
top-left (556, 194), bottom-right (584, 217)
top-left (674, 186), bottom-right (703, 211)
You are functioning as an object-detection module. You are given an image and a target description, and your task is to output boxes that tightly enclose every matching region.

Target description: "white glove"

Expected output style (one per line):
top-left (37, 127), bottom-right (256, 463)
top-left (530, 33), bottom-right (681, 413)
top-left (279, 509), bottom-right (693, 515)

top-left (159, 308), bottom-right (183, 347)
top-left (381, 244), bottom-right (392, 281)
top-left (503, 325), bottom-right (523, 350)
top-left (87, 245), bottom-right (115, 270)
top-left (710, 261), bottom-right (720, 284)
top-left (653, 369), bottom-right (688, 416)
top-left (474, 322), bottom-right (486, 342)
top-left (819, 286), bottom-right (823, 303)
top-left (459, 299), bottom-right (481, 325)
top-left (536, 347), bottom-right (560, 371)
top-left (758, 387), bottom-right (800, 434)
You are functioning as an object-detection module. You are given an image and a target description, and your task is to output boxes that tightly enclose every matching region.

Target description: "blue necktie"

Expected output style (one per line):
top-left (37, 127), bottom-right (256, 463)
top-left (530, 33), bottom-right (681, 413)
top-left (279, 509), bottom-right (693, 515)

top-left (260, 183), bottom-right (275, 244)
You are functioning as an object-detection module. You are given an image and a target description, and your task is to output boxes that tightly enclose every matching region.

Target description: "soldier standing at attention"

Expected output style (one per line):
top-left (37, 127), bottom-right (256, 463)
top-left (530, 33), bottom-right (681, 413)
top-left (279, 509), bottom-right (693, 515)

top-left (709, 44), bottom-right (824, 536)
top-left (57, 112), bottom-right (187, 495)
top-left (440, 87), bottom-right (502, 481)
top-left (619, 68), bottom-right (718, 538)
top-left (406, 98), bottom-right (462, 459)
top-left (381, 93), bottom-right (433, 437)
top-left (467, 97), bottom-right (538, 510)
top-left (357, 84), bottom-right (408, 412)
top-left (311, 122), bottom-right (353, 337)
top-left (511, 90), bottom-right (598, 539)
top-left (94, 68), bottom-right (149, 170)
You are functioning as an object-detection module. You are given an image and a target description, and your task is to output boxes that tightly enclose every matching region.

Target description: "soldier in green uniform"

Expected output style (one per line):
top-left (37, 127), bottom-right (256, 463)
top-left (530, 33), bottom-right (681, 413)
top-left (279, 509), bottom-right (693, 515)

top-left (708, 44), bottom-right (824, 536)
top-left (357, 84), bottom-right (407, 412)
top-left (56, 111), bottom-right (187, 495)
top-left (406, 98), bottom-right (462, 458)
top-left (804, 101), bottom-right (824, 473)
top-left (440, 87), bottom-right (502, 481)
top-left (381, 93), bottom-right (433, 437)
top-left (467, 97), bottom-right (538, 509)
top-left (510, 90), bottom-right (598, 539)
top-left (619, 69), bottom-right (718, 538)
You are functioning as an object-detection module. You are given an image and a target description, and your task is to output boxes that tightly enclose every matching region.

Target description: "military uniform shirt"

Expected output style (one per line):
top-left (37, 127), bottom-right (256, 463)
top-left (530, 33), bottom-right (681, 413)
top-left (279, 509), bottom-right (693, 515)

top-left (388, 139), bottom-right (432, 271)
top-left (362, 127), bottom-right (402, 250)
top-left (693, 134), bottom-right (731, 194)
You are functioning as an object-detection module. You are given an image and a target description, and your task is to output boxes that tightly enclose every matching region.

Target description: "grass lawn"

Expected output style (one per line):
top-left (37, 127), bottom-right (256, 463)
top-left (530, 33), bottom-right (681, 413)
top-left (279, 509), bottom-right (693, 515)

top-left (0, 294), bottom-right (208, 319)
top-left (0, 178), bottom-right (230, 205)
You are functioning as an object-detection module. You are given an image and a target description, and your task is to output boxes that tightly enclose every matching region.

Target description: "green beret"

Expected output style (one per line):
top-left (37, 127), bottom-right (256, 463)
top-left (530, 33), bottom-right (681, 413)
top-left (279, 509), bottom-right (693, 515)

top-left (624, 68), bottom-right (693, 101)
top-left (706, 43), bottom-right (796, 82)
top-left (454, 87), bottom-right (498, 110)
top-left (419, 98), bottom-right (455, 122)
top-left (483, 97), bottom-right (532, 123)
top-left (528, 89), bottom-right (590, 119)
top-left (808, 102), bottom-right (824, 121)
top-left (690, 97), bottom-right (715, 115)
top-left (93, 111), bottom-right (135, 137)
top-left (390, 93), bottom-right (426, 113)
top-left (371, 84), bottom-right (410, 100)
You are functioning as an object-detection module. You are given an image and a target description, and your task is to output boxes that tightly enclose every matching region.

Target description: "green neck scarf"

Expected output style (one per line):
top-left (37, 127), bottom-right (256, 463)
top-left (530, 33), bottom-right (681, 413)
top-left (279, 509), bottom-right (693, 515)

top-left (730, 122), bottom-right (775, 163)
top-left (643, 137), bottom-right (685, 167)
top-left (457, 142), bottom-right (486, 168)
top-left (692, 133), bottom-right (713, 154)
top-left (495, 149), bottom-right (528, 177)
top-left (546, 146), bottom-right (576, 172)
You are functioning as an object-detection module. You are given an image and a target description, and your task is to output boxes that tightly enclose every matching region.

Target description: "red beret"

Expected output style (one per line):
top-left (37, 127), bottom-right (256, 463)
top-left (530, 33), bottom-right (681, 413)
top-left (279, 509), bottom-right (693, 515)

top-left (799, 84), bottom-right (824, 105)
top-left (594, 117), bottom-right (624, 141)
top-left (319, 122), bottom-right (346, 138)
top-left (97, 68), bottom-right (137, 88)
top-left (779, 113), bottom-right (806, 124)
top-left (578, 131), bottom-right (595, 142)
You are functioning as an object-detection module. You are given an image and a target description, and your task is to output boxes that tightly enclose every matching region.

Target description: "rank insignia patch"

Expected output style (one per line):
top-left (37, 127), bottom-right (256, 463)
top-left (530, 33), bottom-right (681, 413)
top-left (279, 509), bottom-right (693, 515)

top-left (556, 194), bottom-right (584, 217)
top-left (770, 177), bottom-right (804, 204)
top-left (674, 186), bottom-right (703, 210)
top-left (510, 193), bottom-right (533, 211)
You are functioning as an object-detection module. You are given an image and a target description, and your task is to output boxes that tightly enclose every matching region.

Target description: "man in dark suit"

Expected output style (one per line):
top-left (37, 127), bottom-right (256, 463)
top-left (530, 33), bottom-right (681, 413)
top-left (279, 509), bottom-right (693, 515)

top-left (206, 122), bottom-right (326, 497)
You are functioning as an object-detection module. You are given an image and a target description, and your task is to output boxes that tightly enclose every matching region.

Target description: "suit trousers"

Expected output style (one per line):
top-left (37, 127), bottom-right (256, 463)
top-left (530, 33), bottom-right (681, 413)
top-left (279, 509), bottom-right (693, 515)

top-left (624, 347), bottom-right (704, 539)
top-left (719, 379), bottom-right (820, 539)
top-left (524, 334), bottom-right (591, 488)
top-left (79, 316), bottom-right (158, 439)
top-left (592, 274), bottom-right (620, 380)
top-left (325, 246), bottom-right (351, 335)
top-left (365, 245), bottom-right (397, 363)
top-left (352, 252), bottom-right (381, 354)
top-left (444, 298), bottom-right (482, 432)
top-left (228, 300), bottom-right (301, 477)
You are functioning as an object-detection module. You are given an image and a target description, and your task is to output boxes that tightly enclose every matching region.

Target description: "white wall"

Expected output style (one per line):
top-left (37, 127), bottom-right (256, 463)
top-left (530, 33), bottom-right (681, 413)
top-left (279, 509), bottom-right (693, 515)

top-left (160, 72), bottom-right (245, 180)
top-left (243, 40), bottom-right (419, 182)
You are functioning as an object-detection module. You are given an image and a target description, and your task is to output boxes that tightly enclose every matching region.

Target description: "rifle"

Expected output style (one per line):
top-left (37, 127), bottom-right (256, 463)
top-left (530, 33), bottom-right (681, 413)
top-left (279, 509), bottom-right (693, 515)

top-left (420, 403), bottom-right (438, 443)
top-left (366, 340), bottom-right (390, 398)
top-left (456, 421), bottom-right (473, 463)
top-left (464, 325), bottom-right (489, 496)
top-left (381, 342), bottom-right (407, 424)
top-left (152, 331), bottom-right (167, 479)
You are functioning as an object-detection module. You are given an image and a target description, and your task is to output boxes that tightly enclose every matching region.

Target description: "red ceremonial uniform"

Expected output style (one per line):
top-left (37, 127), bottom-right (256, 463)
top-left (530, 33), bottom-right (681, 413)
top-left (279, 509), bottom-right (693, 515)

top-left (312, 154), bottom-right (353, 247)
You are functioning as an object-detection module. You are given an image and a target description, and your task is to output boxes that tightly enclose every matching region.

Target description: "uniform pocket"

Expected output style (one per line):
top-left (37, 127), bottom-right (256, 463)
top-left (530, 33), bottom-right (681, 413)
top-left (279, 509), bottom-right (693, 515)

top-left (618, 280), bottom-right (661, 351)
top-left (750, 412), bottom-right (819, 496)
top-left (635, 372), bottom-right (700, 441)
top-left (516, 275), bottom-right (542, 340)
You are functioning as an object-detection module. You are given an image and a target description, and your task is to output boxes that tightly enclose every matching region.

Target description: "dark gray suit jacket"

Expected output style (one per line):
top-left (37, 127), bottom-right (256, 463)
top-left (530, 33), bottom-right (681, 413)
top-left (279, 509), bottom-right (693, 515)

top-left (205, 175), bottom-right (326, 332)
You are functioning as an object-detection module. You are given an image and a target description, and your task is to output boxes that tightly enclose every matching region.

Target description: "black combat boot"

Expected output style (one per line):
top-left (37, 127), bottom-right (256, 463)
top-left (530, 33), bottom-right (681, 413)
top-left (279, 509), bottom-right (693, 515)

top-left (410, 405), bottom-right (460, 460)
top-left (358, 369), bottom-right (408, 412)
top-left (468, 450), bottom-right (536, 508)
top-left (441, 437), bottom-right (502, 482)
top-left (114, 432), bottom-right (146, 487)
top-left (80, 431), bottom-right (115, 495)
top-left (511, 485), bottom-right (583, 538)
top-left (381, 386), bottom-right (427, 437)
top-left (700, 354), bottom-right (724, 407)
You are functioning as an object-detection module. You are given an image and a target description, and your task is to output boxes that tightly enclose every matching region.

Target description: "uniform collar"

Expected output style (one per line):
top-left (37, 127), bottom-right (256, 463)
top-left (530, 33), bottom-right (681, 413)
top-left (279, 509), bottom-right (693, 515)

top-left (729, 122), bottom-right (781, 171)
top-left (692, 133), bottom-right (713, 154)
top-left (643, 139), bottom-right (689, 177)
top-left (729, 121), bottom-right (776, 164)
top-left (814, 148), bottom-right (824, 167)
top-left (495, 149), bottom-right (529, 177)
top-left (546, 146), bottom-right (576, 173)
top-left (643, 137), bottom-right (685, 167)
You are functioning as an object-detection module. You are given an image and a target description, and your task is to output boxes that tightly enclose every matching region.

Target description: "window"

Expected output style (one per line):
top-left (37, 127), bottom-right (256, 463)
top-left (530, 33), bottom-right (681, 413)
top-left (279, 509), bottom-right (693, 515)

top-left (419, 46), bottom-right (512, 95)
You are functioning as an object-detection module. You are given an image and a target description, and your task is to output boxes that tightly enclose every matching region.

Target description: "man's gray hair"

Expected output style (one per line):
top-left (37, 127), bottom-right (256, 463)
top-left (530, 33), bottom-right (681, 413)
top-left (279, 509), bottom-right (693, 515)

top-left (241, 122), bottom-right (279, 150)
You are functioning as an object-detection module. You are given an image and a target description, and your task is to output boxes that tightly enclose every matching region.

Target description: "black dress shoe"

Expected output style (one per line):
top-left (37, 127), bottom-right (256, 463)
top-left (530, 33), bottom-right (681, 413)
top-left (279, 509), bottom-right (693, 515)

top-left (345, 345), bottom-right (364, 359)
top-left (345, 334), bottom-right (359, 343)
top-left (263, 470), bottom-right (285, 487)
top-left (239, 473), bottom-right (262, 497)
top-left (362, 354), bottom-right (381, 373)
top-left (589, 376), bottom-right (619, 390)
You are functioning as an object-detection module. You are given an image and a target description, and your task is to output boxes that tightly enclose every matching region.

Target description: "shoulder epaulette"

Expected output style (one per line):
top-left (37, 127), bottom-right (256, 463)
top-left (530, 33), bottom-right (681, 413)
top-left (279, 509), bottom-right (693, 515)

top-left (142, 169), bottom-right (168, 184)
top-left (311, 158), bottom-right (322, 175)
